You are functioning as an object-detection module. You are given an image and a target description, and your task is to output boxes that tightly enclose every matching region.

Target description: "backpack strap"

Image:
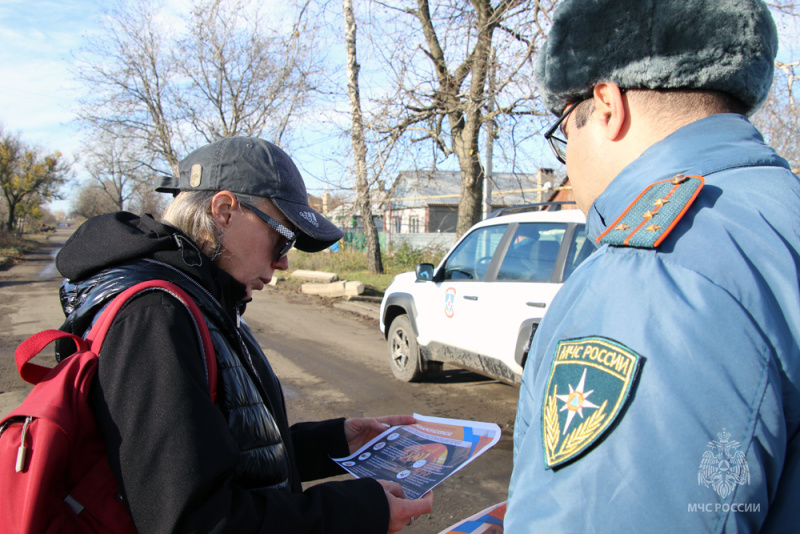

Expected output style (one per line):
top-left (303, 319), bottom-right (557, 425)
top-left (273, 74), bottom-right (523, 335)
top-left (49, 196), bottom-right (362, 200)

top-left (15, 280), bottom-right (217, 402)
top-left (15, 331), bottom-right (88, 385)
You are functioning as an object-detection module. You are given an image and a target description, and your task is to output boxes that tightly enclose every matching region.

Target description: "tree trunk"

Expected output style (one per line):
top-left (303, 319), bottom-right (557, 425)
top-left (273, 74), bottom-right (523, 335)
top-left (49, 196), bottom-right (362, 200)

top-left (451, 96), bottom-right (485, 236)
top-left (5, 207), bottom-right (15, 233)
top-left (344, 0), bottom-right (383, 273)
top-left (5, 194), bottom-right (18, 233)
top-left (414, 0), bottom-right (498, 238)
top-left (453, 140), bottom-right (484, 237)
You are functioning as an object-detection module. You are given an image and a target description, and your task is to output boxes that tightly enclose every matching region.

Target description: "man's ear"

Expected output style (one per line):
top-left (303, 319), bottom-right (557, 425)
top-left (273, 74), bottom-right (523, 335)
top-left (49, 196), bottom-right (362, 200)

top-left (210, 191), bottom-right (239, 228)
top-left (593, 83), bottom-right (627, 141)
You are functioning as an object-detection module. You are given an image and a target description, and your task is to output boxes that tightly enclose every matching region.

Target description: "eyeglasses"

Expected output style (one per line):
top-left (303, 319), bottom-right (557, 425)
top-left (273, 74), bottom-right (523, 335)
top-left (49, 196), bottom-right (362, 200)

top-left (240, 201), bottom-right (297, 260)
top-left (543, 99), bottom-right (584, 164)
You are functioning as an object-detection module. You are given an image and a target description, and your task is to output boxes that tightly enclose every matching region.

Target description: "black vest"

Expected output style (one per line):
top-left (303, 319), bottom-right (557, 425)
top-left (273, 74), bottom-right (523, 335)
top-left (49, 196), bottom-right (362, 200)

top-left (59, 259), bottom-right (292, 491)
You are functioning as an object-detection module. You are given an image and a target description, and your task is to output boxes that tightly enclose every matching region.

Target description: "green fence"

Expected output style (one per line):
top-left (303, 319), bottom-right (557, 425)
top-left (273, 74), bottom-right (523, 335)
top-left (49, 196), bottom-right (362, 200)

top-left (341, 231), bottom-right (387, 252)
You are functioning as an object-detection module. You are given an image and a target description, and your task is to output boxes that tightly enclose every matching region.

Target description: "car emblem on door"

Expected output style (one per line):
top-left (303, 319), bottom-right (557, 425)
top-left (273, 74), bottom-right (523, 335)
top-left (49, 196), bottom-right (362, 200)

top-left (445, 287), bottom-right (456, 318)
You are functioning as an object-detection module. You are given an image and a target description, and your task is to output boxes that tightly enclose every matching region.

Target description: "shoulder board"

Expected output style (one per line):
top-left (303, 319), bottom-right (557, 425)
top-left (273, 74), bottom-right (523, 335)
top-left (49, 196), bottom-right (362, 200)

top-left (596, 174), bottom-right (704, 248)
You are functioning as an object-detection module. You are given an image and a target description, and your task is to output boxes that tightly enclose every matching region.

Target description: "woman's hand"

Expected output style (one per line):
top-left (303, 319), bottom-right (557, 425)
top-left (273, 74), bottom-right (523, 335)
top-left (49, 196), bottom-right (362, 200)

top-left (344, 415), bottom-right (416, 454)
top-left (378, 480), bottom-right (434, 533)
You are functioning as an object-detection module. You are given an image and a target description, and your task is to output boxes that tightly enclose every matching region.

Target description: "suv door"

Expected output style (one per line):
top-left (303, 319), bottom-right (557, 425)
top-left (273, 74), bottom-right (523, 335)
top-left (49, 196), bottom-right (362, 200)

top-left (468, 222), bottom-right (576, 375)
top-left (413, 223), bottom-right (509, 354)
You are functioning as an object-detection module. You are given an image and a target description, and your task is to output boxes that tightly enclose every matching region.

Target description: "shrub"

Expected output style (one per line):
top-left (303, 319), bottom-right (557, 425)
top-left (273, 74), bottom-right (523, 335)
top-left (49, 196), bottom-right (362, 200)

top-left (385, 241), bottom-right (447, 272)
top-left (0, 231), bottom-right (44, 267)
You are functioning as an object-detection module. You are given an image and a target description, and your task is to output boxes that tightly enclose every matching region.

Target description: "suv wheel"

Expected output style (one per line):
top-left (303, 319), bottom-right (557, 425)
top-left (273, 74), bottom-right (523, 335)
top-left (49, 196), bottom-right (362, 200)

top-left (388, 315), bottom-right (424, 382)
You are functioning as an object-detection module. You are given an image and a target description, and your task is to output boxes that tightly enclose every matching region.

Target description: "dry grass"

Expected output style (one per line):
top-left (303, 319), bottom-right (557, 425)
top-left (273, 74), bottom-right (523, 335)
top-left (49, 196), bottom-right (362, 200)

top-left (282, 243), bottom-right (447, 296)
top-left (0, 231), bottom-right (51, 268)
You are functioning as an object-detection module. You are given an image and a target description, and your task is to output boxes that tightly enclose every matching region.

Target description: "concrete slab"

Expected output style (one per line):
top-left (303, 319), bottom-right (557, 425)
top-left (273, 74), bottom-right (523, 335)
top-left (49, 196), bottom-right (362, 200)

top-left (291, 270), bottom-right (339, 283)
top-left (301, 280), bottom-right (347, 297)
top-left (300, 280), bottom-right (365, 298)
top-left (344, 281), bottom-right (365, 296)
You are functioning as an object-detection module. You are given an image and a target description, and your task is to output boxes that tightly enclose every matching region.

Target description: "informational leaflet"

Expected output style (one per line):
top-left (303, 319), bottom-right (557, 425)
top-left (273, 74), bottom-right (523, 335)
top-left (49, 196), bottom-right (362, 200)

top-left (332, 414), bottom-right (501, 500)
top-left (438, 501), bottom-right (506, 533)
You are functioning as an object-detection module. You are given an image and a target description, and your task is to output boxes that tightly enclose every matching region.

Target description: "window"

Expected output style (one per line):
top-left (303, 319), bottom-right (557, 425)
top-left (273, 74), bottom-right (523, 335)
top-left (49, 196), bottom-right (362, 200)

top-left (429, 206), bottom-right (458, 232)
top-left (443, 225), bottom-right (507, 281)
top-left (563, 225), bottom-right (592, 281)
top-left (409, 217), bottom-right (420, 234)
top-left (497, 223), bottom-right (567, 281)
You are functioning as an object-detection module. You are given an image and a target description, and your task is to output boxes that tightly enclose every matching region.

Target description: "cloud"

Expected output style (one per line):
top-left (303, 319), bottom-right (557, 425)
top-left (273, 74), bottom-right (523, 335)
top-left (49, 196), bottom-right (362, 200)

top-left (0, 0), bottom-right (102, 153)
top-left (0, 0), bottom-right (108, 212)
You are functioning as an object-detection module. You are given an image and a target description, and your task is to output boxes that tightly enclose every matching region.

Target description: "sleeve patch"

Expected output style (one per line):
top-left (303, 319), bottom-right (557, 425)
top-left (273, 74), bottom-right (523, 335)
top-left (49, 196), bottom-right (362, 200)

top-left (543, 336), bottom-right (642, 469)
top-left (596, 174), bottom-right (704, 248)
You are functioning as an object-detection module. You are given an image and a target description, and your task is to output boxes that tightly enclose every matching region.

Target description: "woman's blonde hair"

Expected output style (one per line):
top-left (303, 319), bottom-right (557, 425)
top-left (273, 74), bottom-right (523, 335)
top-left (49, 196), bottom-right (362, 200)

top-left (162, 190), bottom-right (263, 260)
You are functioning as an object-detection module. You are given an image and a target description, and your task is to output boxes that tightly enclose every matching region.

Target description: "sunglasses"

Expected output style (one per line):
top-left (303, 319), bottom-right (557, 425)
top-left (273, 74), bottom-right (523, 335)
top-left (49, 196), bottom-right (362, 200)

top-left (240, 201), bottom-right (297, 260)
top-left (543, 99), bottom-right (584, 164)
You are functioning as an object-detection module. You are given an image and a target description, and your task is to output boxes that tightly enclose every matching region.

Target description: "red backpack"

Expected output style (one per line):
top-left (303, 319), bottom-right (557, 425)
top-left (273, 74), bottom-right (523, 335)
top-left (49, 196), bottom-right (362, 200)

top-left (0, 280), bottom-right (217, 533)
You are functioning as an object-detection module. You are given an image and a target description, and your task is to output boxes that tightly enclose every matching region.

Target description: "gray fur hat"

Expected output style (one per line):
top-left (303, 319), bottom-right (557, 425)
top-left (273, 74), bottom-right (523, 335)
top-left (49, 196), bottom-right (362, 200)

top-left (536, 0), bottom-right (778, 116)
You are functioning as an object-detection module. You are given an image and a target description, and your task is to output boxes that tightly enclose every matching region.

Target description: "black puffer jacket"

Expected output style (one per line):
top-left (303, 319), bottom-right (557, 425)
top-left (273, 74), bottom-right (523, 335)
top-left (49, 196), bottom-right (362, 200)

top-left (56, 212), bottom-right (389, 533)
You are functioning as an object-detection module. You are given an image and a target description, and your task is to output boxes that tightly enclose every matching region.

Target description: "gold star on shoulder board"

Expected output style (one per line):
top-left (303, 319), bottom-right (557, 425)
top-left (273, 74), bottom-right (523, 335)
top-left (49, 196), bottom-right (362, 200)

top-left (643, 211), bottom-right (655, 220)
top-left (645, 224), bottom-right (662, 232)
top-left (654, 198), bottom-right (670, 208)
top-left (614, 223), bottom-right (631, 232)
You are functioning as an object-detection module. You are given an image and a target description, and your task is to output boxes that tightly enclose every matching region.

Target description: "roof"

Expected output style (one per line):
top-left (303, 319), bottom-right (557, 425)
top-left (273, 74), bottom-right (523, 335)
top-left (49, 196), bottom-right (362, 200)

top-left (387, 170), bottom-right (566, 209)
top-left (472, 207), bottom-right (586, 230)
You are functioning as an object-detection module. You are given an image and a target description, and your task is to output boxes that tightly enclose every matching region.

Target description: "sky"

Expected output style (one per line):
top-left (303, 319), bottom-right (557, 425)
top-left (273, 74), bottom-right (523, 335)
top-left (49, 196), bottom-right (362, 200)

top-left (0, 1), bottom-right (97, 191)
top-left (1, 1), bottom-right (798, 215)
top-left (0, 1), bottom-right (91, 148)
top-left (0, 0), bottom-right (376, 214)
top-left (0, 0), bottom-right (194, 213)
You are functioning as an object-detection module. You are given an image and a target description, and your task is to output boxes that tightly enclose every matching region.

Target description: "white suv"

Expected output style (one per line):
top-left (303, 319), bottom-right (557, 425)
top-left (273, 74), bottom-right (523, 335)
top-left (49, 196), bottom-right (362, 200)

top-left (379, 206), bottom-right (591, 385)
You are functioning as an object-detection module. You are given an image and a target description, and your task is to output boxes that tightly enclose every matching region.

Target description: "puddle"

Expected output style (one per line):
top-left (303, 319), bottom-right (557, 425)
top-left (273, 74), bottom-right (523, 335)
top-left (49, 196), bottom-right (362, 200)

top-left (37, 248), bottom-right (60, 278)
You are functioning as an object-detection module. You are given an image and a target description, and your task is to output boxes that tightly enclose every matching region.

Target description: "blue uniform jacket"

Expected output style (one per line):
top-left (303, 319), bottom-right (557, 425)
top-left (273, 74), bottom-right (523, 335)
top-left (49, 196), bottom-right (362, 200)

top-left (507, 114), bottom-right (800, 533)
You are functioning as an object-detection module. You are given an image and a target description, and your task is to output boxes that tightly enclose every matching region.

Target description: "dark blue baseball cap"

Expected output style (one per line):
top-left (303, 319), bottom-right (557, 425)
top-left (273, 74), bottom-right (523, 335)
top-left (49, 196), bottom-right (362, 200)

top-left (157, 137), bottom-right (343, 252)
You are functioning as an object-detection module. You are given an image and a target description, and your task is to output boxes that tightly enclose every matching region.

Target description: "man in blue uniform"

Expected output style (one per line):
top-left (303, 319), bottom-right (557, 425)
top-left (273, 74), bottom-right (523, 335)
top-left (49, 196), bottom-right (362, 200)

top-left (506, 1), bottom-right (800, 532)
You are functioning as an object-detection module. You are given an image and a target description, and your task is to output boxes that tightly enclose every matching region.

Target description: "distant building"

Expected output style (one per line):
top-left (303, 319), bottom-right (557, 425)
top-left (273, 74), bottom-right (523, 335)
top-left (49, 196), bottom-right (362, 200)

top-left (323, 169), bottom-right (573, 251)
top-left (382, 169), bottom-right (568, 249)
top-left (326, 201), bottom-right (384, 233)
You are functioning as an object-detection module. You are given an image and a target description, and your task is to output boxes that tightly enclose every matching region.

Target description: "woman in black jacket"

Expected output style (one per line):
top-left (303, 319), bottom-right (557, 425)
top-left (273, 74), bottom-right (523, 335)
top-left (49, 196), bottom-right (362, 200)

top-left (56, 137), bottom-right (433, 533)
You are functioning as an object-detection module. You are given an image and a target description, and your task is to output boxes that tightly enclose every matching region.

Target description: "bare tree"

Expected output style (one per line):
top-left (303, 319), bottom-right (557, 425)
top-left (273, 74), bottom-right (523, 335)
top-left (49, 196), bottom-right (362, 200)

top-left (0, 128), bottom-right (70, 232)
top-left (130, 186), bottom-right (169, 218)
top-left (766, 1), bottom-right (800, 15)
top-left (77, 0), bottom-right (180, 175)
top-left (344, 0), bottom-right (383, 273)
top-left (358, 1), bottom-right (798, 238)
top-left (368, 0), bottom-right (553, 236)
top-left (76, 0), bottom-right (322, 177)
top-left (754, 61), bottom-right (800, 172)
top-left (174, 0), bottom-right (321, 145)
top-left (72, 184), bottom-right (120, 221)
top-left (81, 130), bottom-right (153, 211)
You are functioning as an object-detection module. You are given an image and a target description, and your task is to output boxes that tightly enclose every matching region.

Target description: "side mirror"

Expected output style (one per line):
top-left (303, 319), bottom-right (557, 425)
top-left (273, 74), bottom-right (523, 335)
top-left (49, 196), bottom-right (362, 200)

top-left (415, 263), bottom-right (435, 281)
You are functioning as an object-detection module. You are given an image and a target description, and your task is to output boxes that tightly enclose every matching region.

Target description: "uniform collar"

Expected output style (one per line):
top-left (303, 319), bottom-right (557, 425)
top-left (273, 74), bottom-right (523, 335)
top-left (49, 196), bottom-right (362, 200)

top-left (587, 114), bottom-right (790, 242)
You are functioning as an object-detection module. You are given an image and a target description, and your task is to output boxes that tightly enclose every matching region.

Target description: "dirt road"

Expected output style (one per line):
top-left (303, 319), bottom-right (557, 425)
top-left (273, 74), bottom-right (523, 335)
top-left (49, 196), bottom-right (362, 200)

top-left (0, 231), bottom-right (519, 533)
top-left (246, 289), bottom-right (519, 531)
top-left (0, 228), bottom-right (72, 414)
